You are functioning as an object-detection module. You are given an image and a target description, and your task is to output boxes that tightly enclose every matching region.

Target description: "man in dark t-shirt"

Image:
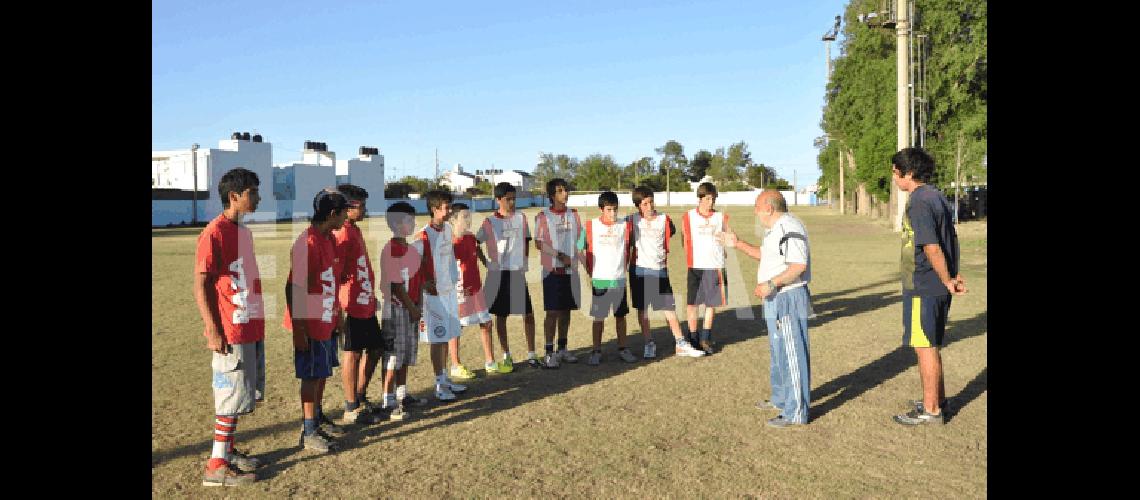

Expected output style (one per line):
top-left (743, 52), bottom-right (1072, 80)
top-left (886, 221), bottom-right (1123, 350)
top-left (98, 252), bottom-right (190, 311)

top-left (890, 148), bottom-right (967, 426)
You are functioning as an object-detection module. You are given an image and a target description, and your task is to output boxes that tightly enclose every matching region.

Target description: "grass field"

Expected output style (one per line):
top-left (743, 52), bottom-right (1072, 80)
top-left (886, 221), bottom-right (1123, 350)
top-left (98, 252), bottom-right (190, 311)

top-left (152, 205), bottom-right (987, 497)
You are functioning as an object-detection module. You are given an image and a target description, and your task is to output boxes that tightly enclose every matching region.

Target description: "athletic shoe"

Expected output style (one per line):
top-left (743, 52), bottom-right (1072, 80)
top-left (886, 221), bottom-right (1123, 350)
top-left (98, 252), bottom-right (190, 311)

top-left (318, 414), bottom-right (348, 437)
top-left (893, 408), bottom-right (944, 426)
top-left (484, 362), bottom-right (501, 374)
top-left (766, 416), bottom-right (804, 428)
top-left (340, 407), bottom-right (381, 425)
top-left (527, 355), bottom-right (545, 369)
top-left (558, 348), bottom-right (578, 363)
top-left (385, 404), bottom-right (406, 421)
top-left (202, 462), bottom-right (256, 486)
top-left (643, 341), bottom-right (657, 359)
top-left (359, 398), bottom-right (381, 415)
top-left (447, 379), bottom-right (468, 394)
top-left (501, 354), bottom-right (515, 373)
top-left (908, 398), bottom-right (952, 412)
top-left (300, 431), bottom-right (337, 453)
top-left (544, 352), bottom-right (560, 369)
top-left (402, 395), bottom-right (429, 407)
top-left (435, 385), bottom-right (456, 401)
top-left (755, 400), bottom-right (779, 411)
top-left (450, 364), bottom-right (477, 380)
top-left (229, 449), bottom-right (262, 473)
top-left (587, 351), bottom-right (602, 366)
top-left (675, 339), bottom-right (706, 357)
top-left (618, 349), bottom-right (638, 363)
top-left (699, 339), bottom-right (717, 355)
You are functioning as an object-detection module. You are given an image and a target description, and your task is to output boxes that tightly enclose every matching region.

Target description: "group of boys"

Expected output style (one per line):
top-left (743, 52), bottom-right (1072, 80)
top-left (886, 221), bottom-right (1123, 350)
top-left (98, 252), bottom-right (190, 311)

top-left (191, 147), bottom-right (965, 487)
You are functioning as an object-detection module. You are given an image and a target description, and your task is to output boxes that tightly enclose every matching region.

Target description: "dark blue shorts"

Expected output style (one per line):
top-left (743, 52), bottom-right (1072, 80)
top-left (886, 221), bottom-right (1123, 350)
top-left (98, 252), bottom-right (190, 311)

top-left (542, 272), bottom-right (581, 311)
top-left (294, 337), bottom-right (339, 380)
top-left (902, 292), bottom-right (952, 348)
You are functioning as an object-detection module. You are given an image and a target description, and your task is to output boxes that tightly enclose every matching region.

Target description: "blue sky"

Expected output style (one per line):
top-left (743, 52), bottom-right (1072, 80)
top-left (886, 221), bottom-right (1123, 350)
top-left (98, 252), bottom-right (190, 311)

top-left (153, 0), bottom-right (847, 186)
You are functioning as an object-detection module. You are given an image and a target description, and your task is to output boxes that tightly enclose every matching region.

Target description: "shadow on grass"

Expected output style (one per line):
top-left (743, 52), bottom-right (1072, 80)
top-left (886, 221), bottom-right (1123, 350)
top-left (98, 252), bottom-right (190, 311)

top-left (945, 366), bottom-right (987, 423)
top-left (809, 310), bottom-right (987, 422)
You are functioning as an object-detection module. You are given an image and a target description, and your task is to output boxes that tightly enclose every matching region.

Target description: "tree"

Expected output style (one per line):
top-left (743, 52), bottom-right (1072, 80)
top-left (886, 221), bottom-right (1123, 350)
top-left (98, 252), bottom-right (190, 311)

top-left (624, 156), bottom-right (656, 188)
top-left (396, 175), bottom-right (432, 195)
top-left (573, 154), bottom-right (623, 191)
top-left (745, 163), bottom-right (780, 188)
top-left (689, 150), bottom-right (713, 181)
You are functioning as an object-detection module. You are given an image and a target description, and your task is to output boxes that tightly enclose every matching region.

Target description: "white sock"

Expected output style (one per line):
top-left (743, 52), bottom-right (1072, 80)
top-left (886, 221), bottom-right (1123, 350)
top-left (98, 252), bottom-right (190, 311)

top-left (396, 385), bottom-right (407, 401)
top-left (436, 373), bottom-right (448, 386)
top-left (383, 393), bottom-right (396, 407)
top-left (503, 352), bottom-right (511, 360)
top-left (527, 350), bottom-right (536, 360)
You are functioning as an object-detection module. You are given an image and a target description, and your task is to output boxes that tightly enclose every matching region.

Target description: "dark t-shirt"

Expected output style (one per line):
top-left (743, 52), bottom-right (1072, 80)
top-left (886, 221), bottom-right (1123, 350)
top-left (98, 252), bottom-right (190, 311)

top-left (900, 184), bottom-right (959, 296)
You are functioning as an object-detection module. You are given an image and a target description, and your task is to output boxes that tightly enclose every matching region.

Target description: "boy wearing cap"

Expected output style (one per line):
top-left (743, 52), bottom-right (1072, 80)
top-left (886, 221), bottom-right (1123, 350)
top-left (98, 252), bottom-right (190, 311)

top-left (284, 189), bottom-right (349, 453)
top-left (195, 168), bottom-right (266, 486)
top-left (331, 184), bottom-right (383, 425)
top-left (377, 202), bottom-right (424, 420)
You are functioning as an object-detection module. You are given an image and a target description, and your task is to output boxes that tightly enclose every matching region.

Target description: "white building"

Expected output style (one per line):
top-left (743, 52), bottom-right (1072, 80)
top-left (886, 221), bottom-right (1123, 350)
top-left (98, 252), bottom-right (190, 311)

top-left (335, 147), bottom-right (386, 206)
top-left (476, 168), bottom-right (534, 193)
top-left (151, 133), bottom-right (277, 223)
top-left (274, 142), bottom-right (337, 219)
top-left (440, 163), bottom-right (478, 193)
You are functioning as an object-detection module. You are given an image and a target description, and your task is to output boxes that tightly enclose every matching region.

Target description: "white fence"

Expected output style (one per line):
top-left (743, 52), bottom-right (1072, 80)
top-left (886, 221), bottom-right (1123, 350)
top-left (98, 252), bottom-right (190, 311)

top-left (566, 190), bottom-right (816, 208)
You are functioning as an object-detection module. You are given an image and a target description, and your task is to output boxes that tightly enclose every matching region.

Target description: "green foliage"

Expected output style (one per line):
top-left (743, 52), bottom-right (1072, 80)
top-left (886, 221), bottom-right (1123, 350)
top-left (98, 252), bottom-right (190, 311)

top-left (745, 163), bottom-right (780, 189)
top-left (688, 150), bottom-right (713, 181)
top-left (718, 180), bottom-right (751, 192)
top-left (573, 154), bottom-right (624, 191)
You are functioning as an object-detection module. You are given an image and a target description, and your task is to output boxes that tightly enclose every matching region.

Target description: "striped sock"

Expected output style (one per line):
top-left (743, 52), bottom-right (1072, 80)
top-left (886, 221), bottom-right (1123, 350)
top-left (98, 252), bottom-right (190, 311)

top-left (210, 415), bottom-right (237, 469)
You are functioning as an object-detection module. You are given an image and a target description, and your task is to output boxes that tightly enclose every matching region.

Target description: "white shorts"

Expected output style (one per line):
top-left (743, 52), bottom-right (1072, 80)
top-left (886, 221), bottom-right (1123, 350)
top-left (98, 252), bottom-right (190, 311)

top-left (419, 292), bottom-right (462, 344)
top-left (211, 341), bottom-right (263, 416)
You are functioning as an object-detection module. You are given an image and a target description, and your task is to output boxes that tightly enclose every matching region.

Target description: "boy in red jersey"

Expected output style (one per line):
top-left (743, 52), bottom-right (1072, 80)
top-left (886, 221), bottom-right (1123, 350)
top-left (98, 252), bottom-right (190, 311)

top-left (284, 190), bottom-right (349, 453)
top-left (331, 184), bottom-right (383, 425)
top-left (378, 202), bottom-right (425, 420)
top-left (195, 167), bottom-right (266, 486)
top-left (448, 202), bottom-right (498, 375)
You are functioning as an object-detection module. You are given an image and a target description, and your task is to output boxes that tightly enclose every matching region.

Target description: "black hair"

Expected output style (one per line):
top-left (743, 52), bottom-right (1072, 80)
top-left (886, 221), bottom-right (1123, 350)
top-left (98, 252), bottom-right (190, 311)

top-left (448, 202), bottom-right (469, 221)
top-left (385, 201), bottom-right (416, 232)
top-left (891, 147), bottom-right (937, 184)
top-left (312, 189), bottom-right (348, 223)
top-left (336, 183), bottom-right (369, 203)
top-left (425, 189), bottom-right (454, 211)
top-left (545, 178), bottom-right (569, 201)
top-left (598, 190), bottom-right (619, 208)
top-left (493, 182), bottom-right (517, 199)
top-left (217, 167), bottom-right (260, 208)
top-left (696, 182), bottom-right (718, 199)
top-left (631, 186), bottom-right (654, 207)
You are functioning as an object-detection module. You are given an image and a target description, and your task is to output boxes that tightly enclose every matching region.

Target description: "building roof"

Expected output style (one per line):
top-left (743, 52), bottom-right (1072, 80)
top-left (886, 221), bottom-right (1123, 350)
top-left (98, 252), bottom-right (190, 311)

top-left (512, 170), bottom-right (533, 177)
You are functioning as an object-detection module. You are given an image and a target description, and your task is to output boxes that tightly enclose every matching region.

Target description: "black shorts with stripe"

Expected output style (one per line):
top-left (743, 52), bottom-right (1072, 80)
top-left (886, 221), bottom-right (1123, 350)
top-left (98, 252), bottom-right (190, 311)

top-left (686, 268), bottom-right (726, 307)
top-left (630, 271), bottom-right (676, 311)
top-left (901, 291), bottom-right (952, 347)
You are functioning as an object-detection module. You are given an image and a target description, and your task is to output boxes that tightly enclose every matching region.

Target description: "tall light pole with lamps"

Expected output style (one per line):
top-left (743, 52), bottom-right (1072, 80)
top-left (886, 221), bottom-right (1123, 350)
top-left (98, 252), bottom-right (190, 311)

top-left (822, 15), bottom-right (842, 213)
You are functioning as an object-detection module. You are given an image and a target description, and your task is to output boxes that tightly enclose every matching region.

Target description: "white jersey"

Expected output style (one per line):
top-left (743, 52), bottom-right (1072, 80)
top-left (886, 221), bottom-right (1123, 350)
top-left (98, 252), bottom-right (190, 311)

top-left (584, 217), bottom-right (631, 282)
top-left (418, 222), bottom-right (459, 294)
top-left (682, 208), bottom-right (728, 269)
top-left (534, 207), bottom-right (583, 274)
top-left (629, 212), bottom-right (674, 271)
top-left (758, 213), bottom-right (811, 292)
top-left (476, 212), bottom-right (531, 271)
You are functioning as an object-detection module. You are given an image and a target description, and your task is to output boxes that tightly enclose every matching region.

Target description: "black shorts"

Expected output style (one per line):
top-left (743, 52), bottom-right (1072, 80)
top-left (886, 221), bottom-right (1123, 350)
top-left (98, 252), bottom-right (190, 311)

top-left (485, 269), bottom-right (534, 317)
top-left (686, 268), bottom-right (727, 307)
top-left (343, 314), bottom-right (383, 352)
top-left (630, 272), bottom-right (676, 311)
top-left (589, 286), bottom-right (629, 319)
top-left (902, 292), bottom-right (952, 348)
top-left (542, 272), bottom-right (581, 311)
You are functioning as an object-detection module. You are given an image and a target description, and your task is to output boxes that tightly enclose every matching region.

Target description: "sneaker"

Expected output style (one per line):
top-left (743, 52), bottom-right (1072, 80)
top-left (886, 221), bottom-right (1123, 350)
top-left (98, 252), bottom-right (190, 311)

top-left (385, 404), bottom-right (406, 421)
top-left (450, 364), bottom-right (477, 380)
top-left (435, 385), bottom-right (456, 401)
top-left (229, 448), bottom-right (262, 472)
top-left (587, 351), bottom-right (602, 366)
top-left (907, 398), bottom-right (951, 412)
top-left (675, 339), bottom-right (706, 358)
top-left (544, 352), bottom-right (560, 369)
top-left (300, 431), bottom-right (337, 453)
top-left (340, 407), bottom-right (381, 425)
top-left (402, 395), bottom-right (429, 407)
top-left (527, 355), bottom-right (545, 369)
top-left (484, 362), bottom-right (501, 374)
top-left (359, 398), bottom-right (381, 415)
top-left (755, 400), bottom-right (779, 411)
top-left (318, 414), bottom-right (348, 437)
top-left (618, 349), bottom-right (638, 363)
top-left (558, 348), bottom-right (578, 363)
top-left (448, 379), bottom-right (468, 393)
top-left (500, 354), bottom-right (515, 373)
top-left (699, 339), bottom-right (717, 355)
top-left (643, 341), bottom-right (657, 359)
top-left (893, 408), bottom-right (944, 426)
top-left (202, 462), bottom-right (257, 486)
top-left (766, 416), bottom-right (804, 428)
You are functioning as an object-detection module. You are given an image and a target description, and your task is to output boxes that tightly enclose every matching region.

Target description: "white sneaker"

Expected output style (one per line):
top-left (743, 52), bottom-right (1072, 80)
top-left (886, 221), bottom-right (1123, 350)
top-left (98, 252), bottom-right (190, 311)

top-left (447, 378), bottom-right (467, 393)
top-left (435, 384), bottom-right (456, 401)
top-left (643, 341), bottom-right (657, 359)
top-left (676, 339), bottom-right (707, 357)
top-left (618, 349), bottom-right (638, 363)
top-left (544, 352), bottom-right (560, 368)
top-left (587, 351), bottom-right (602, 365)
top-left (559, 348), bottom-right (578, 363)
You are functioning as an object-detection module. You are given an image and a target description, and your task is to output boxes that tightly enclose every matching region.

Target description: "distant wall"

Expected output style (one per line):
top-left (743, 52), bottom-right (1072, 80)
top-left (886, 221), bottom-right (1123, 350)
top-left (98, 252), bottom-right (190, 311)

top-left (565, 190), bottom-right (816, 208)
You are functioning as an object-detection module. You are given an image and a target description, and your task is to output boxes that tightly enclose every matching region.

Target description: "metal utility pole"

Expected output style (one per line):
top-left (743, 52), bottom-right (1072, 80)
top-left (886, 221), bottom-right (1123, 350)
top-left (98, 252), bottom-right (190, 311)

top-left (822, 15), bottom-right (840, 213)
top-left (955, 132), bottom-right (962, 224)
top-left (191, 143), bottom-right (199, 224)
top-left (434, 148), bottom-right (439, 188)
top-left (793, 170), bottom-right (798, 206)
top-left (893, 0), bottom-right (911, 232)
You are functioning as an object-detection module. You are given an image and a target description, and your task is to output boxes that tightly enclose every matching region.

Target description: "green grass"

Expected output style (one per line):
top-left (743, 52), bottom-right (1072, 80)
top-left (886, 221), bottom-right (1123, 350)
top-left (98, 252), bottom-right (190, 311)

top-left (152, 206), bottom-right (987, 497)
